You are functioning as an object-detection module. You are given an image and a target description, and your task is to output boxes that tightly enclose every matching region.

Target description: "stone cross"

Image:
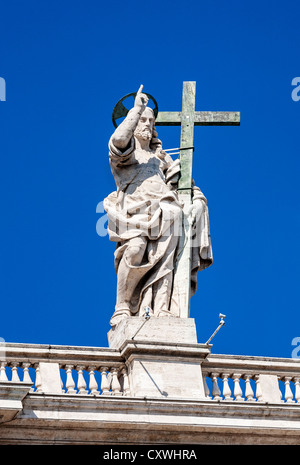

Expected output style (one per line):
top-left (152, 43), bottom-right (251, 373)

top-left (155, 81), bottom-right (240, 318)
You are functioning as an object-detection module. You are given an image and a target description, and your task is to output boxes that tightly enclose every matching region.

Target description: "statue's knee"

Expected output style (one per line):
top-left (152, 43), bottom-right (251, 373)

top-left (125, 245), bottom-right (144, 266)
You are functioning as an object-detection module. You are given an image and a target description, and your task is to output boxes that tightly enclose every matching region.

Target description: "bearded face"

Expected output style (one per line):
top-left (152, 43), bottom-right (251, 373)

top-left (134, 125), bottom-right (152, 141)
top-left (134, 108), bottom-right (155, 142)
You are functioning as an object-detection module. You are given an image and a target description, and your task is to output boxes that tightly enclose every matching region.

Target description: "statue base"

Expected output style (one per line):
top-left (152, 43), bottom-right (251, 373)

top-left (107, 317), bottom-right (210, 399)
top-left (108, 316), bottom-right (199, 347)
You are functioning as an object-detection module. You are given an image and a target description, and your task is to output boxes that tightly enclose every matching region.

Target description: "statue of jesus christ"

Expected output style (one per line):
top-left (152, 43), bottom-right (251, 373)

top-left (104, 86), bottom-right (213, 326)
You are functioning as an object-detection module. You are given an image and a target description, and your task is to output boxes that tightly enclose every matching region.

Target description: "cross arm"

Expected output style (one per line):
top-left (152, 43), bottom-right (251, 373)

top-left (155, 112), bottom-right (181, 126)
top-left (194, 111), bottom-right (240, 125)
top-left (155, 111), bottom-right (240, 126)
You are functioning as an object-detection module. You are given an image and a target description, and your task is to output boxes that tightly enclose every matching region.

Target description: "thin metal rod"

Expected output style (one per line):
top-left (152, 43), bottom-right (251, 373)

top-left (205, 321), bottom-right (225, 345)
top-left (164, 146), bottom-right (194, 152)
top-left (131, 319), bottom-right (148, 340)
top-left (131, 309), bottom-right (151, 340)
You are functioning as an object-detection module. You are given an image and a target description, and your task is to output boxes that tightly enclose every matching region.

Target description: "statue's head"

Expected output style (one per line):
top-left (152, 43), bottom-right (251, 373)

top-left (134, 107), bottom-right (155, 143)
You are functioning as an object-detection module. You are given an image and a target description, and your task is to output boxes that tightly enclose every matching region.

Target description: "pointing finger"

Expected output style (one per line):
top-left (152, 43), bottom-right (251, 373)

top-left (137, 84), bottom-right (144, 94)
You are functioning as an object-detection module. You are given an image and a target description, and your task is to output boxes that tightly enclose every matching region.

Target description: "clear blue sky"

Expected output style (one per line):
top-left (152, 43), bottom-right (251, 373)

top-left (0, 0), bottom-right (299, 358)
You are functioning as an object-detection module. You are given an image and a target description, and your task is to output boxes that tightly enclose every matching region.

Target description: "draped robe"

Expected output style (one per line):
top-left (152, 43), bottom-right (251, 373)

top-left (103, 136), bottom-right (213, 322)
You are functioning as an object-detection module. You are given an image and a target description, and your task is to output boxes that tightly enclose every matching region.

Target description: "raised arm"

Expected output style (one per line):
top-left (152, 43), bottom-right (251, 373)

top-left (111, 85), bottom-right (149, 150)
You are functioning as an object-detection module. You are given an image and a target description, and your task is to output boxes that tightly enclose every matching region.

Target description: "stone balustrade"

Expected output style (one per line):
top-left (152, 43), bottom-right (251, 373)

top-left (1, 342), bottom-right (300, 404)
top-left (0, 342), bottom-right (129, 396)
top-left (60, 364), bottom-right (130, 396)
top-left (202, 353), bottom-right (300, 404)
top-left (2, 337), bottom-right (300, 445)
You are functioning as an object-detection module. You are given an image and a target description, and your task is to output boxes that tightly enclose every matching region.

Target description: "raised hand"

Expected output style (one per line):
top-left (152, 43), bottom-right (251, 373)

top-left (134, 84), bottom-right (149, 113)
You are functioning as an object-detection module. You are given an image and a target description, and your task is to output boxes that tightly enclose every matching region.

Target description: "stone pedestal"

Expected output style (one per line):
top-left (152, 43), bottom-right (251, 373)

top-left (108, 316), bottom-right (199, 347)
top-left (107, 317), bottom-right (210, 400)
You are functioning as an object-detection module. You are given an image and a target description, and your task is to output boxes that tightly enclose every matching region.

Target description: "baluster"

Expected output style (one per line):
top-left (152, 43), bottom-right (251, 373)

top-left (21, 362), bottom-right (33, 382)
top-left (22, 363), bottom-right (34, 393)
top-left (88, 366), bottom-right (100, 395)
top-left (11, 362), bottom-right (20, 382)
top-left (120, 367), bottom-right (130, 396)
top-left (283, 377), bottom-right (294, 403)
top-left (243, 374), bottom-right (255, 402)
top-left (111, 368), bottom-right (121, 396)
top-left (254, 375), bottom-right (263, 402)
top-left (100, 367), bottom-right (110, 395)
top-left (0, 361), bottom-right (9, 382)
top-left (76, 365), bottom-right (88, 395)
top-left (61, 374), bottom-right (65, 393)
top-left (202, 373), bottom-right (211, 399)
top-left (59, 364), bottom-right (66, 393)
top-left (34, 363), bottom-right (43, 393)
top-left (278, 375), bottom-right (283, 402)
top-left (65, 365), bottom-right (76, 394)
top-left (211, 373), bottom-right (221, 401)
top-left (293, 377), bottom-right (300, 404)
top-left (232, 373), bottom-right (244, 401)
top-left (221, 373), bottom-right (233, 400)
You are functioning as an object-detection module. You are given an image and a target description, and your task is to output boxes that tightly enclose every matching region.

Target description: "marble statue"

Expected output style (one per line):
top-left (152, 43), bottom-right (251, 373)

top-left (104, 85), bottom-right (213, 326)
